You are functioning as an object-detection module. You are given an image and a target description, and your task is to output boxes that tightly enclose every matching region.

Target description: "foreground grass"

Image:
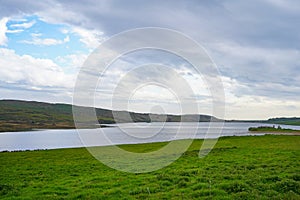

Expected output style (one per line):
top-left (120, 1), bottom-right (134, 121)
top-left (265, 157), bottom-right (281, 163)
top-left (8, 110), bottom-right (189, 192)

top-left (0, 135), bottom-right (299, 199)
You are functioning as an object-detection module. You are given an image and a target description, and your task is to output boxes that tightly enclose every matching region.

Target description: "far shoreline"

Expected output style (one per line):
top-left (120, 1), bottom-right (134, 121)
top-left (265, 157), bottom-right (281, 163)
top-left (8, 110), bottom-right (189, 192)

top-left (249, 131), bottom-right (300, 136)
top-left (0, 132), bottom-right (299, 153)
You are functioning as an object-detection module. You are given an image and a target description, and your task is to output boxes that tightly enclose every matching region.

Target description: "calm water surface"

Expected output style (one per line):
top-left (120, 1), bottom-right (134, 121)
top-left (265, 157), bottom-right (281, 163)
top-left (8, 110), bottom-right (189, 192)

top-left (0, 122), bottom-right (299, 151)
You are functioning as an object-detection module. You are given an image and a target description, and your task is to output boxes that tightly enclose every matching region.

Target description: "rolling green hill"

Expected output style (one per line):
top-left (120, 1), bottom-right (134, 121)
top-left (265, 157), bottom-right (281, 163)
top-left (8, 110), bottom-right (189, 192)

top-left (1, 99), bottom-right (298, 132)
top-left (0, 100), bottom-right (219, 132)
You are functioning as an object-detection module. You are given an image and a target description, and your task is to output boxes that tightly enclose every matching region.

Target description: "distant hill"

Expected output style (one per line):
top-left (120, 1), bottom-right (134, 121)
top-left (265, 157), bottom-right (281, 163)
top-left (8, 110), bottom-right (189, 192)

top-left (266, 117), bottom-right (300, 126)
top-left (0, 100), bottom-right (221, 132)
top-left (226, 117), bottom-right (300, 126)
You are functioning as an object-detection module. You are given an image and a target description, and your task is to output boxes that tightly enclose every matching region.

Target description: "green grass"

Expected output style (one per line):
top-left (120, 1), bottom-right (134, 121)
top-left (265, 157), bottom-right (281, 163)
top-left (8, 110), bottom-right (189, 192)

top-left (0, 135), bottom-right (299, 199)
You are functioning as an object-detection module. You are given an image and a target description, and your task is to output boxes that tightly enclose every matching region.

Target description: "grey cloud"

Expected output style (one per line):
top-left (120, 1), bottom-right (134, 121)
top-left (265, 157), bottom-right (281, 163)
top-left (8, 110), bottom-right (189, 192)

top-left (0, 0), bottom-right (299, 116)
top-left (0, 0), bottom-right (52, 18)
top-left (1, 0), bottom-right (299, 49)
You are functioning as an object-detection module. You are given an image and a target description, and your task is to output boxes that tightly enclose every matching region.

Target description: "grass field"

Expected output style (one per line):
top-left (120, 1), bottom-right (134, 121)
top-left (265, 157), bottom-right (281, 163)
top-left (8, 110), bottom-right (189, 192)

top-left (0, 135), bottom-right (299, 199)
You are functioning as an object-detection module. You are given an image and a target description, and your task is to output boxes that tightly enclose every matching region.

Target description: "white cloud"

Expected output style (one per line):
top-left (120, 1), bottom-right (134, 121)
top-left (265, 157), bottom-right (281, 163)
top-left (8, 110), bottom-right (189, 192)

top-left (21, 34), bottom-right (70, 46)
top-left (0, 48), bottom-right (75, 88)
top-left (0, 17), bottom-right (9, 46)
top-left (37, 4), bottom-right (89, 28)
top-left (36, 4), bottom-right (106, 49)
top-left (224, 95), bottom-right (300, 120)
top-left (6, 29), bottom-right (24, 34)
top-left (219, 75), bottom-right (300, 119)
top-left (9, 20), bottom-right (36, 29)
top-left (71, 26), bottom-right (106, 49)
top-left (55, 53), bottom-right (88, 71)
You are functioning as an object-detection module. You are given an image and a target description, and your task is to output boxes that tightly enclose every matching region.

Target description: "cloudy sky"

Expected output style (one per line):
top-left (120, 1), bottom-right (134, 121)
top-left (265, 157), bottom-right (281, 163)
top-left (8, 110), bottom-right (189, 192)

top-left (0, 0), bottom-right (299, 120)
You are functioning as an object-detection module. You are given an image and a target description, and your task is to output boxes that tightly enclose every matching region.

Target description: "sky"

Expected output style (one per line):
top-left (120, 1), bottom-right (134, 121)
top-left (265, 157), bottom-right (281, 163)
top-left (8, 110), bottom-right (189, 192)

top-left (0, 0), bottom-right (299, 120)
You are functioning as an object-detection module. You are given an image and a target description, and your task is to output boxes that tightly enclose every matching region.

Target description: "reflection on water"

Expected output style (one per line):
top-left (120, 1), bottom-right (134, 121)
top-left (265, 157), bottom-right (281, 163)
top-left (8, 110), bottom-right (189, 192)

top-left (0, 122), bottom-right (299, 151)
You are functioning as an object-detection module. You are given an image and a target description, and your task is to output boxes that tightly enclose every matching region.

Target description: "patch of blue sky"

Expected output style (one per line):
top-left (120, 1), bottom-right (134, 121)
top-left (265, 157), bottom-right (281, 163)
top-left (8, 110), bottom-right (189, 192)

top-left (6, 15), bottom-right (89, 61)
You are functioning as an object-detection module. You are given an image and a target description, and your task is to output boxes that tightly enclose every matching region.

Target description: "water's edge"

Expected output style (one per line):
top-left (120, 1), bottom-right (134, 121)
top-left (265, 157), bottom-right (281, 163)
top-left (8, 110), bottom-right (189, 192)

top-left (0, 122), bottom-right (299, 152)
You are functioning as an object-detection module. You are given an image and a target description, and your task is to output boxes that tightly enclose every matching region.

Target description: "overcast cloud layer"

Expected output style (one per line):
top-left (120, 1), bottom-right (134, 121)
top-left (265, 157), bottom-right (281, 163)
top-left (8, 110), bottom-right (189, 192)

top-left (0, 0), bottom-right (299, 119)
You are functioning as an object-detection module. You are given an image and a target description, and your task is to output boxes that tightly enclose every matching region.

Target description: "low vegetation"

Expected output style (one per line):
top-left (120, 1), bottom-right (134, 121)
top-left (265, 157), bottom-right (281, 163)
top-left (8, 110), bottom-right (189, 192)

top-left (267, 117), bottom-right (300, 126)
top-left (0, 135), bottom-right (299, 199)
top-left (249, 126), bottom-right (300, 133)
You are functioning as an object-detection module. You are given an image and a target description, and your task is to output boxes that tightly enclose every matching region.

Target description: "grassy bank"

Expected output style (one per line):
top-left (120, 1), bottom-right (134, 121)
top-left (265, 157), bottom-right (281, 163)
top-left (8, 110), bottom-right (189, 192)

top-left (0, 135), bottom-right (299, 199)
